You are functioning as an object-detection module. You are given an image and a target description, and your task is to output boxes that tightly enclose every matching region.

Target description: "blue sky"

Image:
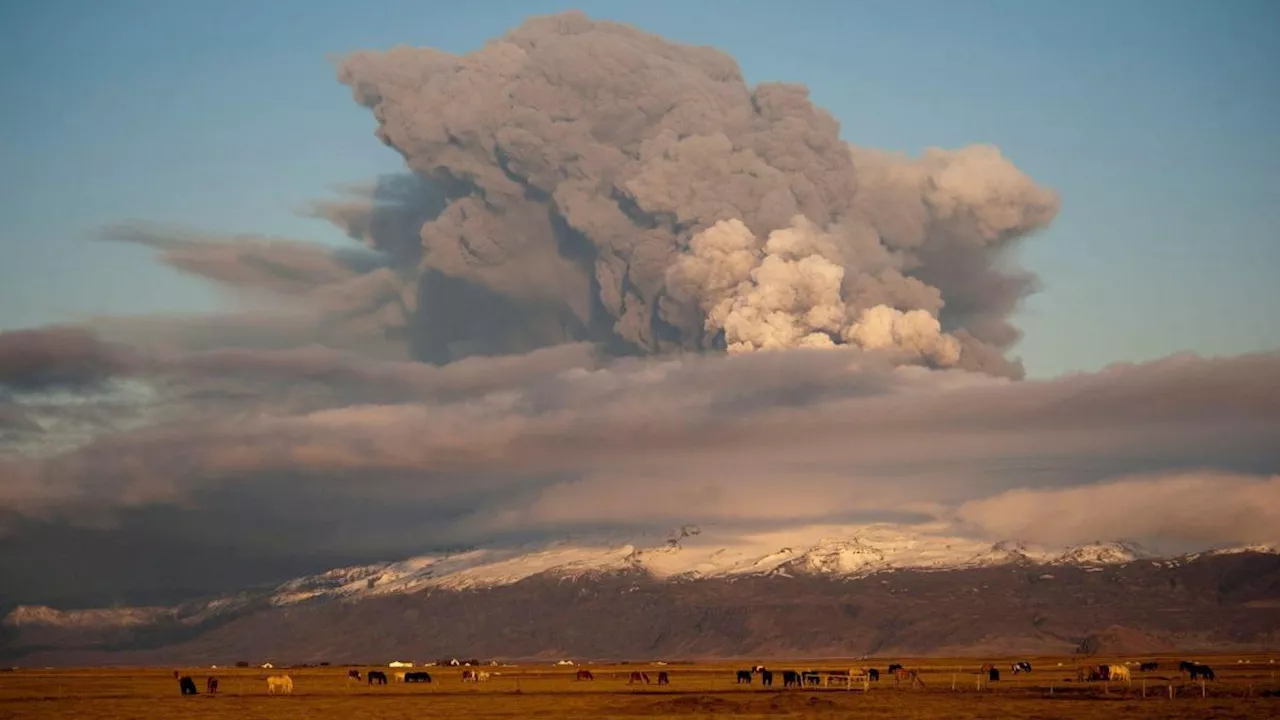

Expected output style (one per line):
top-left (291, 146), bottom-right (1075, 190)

top-left (1, 0), bottom-right (1276, 378)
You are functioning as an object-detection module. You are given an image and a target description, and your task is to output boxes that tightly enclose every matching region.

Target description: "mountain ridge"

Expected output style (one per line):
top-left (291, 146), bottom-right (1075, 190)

top-left (3, 529), bottom-right (1277, 665)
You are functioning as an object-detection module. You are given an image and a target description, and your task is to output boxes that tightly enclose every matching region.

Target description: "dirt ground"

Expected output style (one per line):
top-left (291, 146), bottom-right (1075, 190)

top-left (1, 655), bottom-right (1277, 719)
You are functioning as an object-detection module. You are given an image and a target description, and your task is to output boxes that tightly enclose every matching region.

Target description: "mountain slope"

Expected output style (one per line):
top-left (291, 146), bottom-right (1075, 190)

top-left (4, 531), bottom-right (1278, 665)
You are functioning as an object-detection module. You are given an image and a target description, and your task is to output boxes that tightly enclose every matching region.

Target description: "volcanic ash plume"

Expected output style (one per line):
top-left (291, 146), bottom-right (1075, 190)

top-left (667, 217), bottom-right (960, 364)
top-left (321, 11), bottom-right (1059, 376)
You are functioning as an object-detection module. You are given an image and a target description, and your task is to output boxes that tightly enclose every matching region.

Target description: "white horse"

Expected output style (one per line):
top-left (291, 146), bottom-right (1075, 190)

top-left (266, 674), bottom-right (294, 694)
top-left (477, 671), bottom-right (491, 682)
top-left (394, 671), bottom-right (407, 683)
top-left (1109, 664), bottom-right (1132, 683)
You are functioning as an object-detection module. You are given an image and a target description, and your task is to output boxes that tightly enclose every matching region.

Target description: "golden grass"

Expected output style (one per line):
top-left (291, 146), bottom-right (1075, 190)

top-left (1, 655), bottom-right (1277, 719)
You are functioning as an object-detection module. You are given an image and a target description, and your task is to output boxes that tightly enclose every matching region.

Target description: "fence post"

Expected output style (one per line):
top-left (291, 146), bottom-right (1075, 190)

top-left (951, 674), bottom-right (956, 691)
top-left (1201, 679), bottom-right (1206, 698)
top-left (1142, 679), bottom-right (1146, 698)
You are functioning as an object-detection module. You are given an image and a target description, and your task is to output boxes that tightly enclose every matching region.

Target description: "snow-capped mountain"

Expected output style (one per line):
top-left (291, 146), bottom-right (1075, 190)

top-left (4, 527), bottom-right (1278, 665)
top-left (7, 525), bottom-right (1269, 632)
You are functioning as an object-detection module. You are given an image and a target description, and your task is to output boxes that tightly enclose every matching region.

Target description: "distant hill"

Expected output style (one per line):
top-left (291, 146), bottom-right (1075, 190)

top-left (4, 530), bottom-right (1277, 665)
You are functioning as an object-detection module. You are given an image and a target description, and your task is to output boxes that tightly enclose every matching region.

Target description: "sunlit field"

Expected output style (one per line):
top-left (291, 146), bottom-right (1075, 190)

top-left (2, 655), bottom-right (1277, 719)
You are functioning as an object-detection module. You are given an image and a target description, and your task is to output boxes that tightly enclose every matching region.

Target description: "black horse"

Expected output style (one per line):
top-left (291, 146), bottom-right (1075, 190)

top-left (368, 670), bottom-right (388, 685)
top-left (735, 670), bottom-right (752, 684)
top-left (404, 671), bottom-right (432, 683)
top-left (176, 675), bottom-right (198, 696)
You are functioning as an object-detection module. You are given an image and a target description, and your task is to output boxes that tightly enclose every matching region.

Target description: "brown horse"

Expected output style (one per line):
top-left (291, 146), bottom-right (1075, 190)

top-left (205, 676), bottom-right (219, 694)
top-left (628, 671), bottom-right (650, 685)
top-left (656, 671), bottom-right (670, 685)
top-left (576, 669), bottom-right (594, 681)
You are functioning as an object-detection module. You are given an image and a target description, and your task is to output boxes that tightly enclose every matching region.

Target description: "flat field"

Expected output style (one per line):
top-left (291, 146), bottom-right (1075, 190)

top-left (1, 655), bottom-right (1277, 719)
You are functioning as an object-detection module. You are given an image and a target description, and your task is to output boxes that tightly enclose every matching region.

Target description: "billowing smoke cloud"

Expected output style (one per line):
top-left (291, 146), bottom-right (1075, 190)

top-left (326, 11), bottom-right (1058, 375)
top-left (668, 217), bottom-right (960, 364)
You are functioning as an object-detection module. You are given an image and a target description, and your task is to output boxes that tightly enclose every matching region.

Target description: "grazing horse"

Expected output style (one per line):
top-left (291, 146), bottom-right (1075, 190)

top-left (657, 671), bottom-right (670, 685)
top-left (176, 673), bottom-right (198, 696)
top-left (1139, 662), bottom-right (1159, 672)
top-left (1187, 664), bottom-right (1215, 681)
top-left (1109, 664), bottom-right (1131, 683)
top-left (760, 670), bottom-right (773, 686)
top-left (628, 671), bottom-right (650, 685)
top-left (782, 670), bottom-right (802, 687)
top-left (266, 675), bottom-right (293, 694)
top-left (803, 671), bottom-right (823, 686)
top-left (1011, 662), bottom-right (1032, 674)
top-left (476, 671), bottom-right (491, 682)
top-left (347, 669), bottom-right (362, 682)
top-left (867, 668), bottom-right (880, 682)
top-left (205, 677), bottom-right (218, 695)
top-left (988, 667), bottom-right (1000, 682)
top-left (394, 671), bottom-right (407, 683)
top-left (895, 668), bottom-right (925, 688)
top-left (405, 672), bottom-right (432, 683)
top-left (576, 669), bottom-right (595, 681)
top-left (735, 670), bottom-right (752, 684)
top-left (367, 671), bottom-right (388, 685)
top-left (888, 663), bottom-right (904, 674)
top-left (462, 670), bottom-right (476, 682)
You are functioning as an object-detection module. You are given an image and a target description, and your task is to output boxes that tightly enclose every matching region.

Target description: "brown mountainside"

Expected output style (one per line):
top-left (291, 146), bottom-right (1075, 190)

top-left (4, 553), bottom-right (1277, 665)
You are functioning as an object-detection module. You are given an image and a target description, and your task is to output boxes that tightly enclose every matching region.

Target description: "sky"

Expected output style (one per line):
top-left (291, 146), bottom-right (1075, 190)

top-left (0, 2), bottom-right (1277, 612)
top-left (0, 0), bottom-right (1276, 377)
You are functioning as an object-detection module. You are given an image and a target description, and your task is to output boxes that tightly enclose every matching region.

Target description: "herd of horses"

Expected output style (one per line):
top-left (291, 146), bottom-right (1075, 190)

top-left (172, 658), bottom-right (1221, 696)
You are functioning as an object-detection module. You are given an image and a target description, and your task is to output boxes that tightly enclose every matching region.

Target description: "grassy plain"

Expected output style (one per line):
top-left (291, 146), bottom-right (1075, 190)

top-left (1, 655), bottom-right (1277, 719)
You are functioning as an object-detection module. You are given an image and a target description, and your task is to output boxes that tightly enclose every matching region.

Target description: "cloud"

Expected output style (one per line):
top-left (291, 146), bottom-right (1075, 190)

top-left (0, 328), bottom-right (135, 393)
top-left (0, 346), bottom-right (1276, 606)
top-left (954, 472), bottom-right (1280, 550)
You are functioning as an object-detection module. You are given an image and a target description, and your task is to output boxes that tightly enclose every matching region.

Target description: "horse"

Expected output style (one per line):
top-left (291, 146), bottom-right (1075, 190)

top-left (576, 669), bottom-right (595, 681)
top-left (888, 663), bottom-right (904, 674)
top-left (462, 670), bottom-right (476, 682)
top-left (988, 667), bottom-right (1000, 682)
top-left (867, 668), bottom-right (880, 682)
top-left (628, 671), bottom-right (650, 685)
top-left (760, 670), bottom-right (773, 686)
top-left (1011, 662), bottom-right (1032, 674)
top-left (1109, 664), bottom-right (1132, 683)
top-left (895, 668), bottom-right (925, 688)
top-left (735, 670), bottom-right (752, 684)
top-left (657, 671), bottom-right (670, 685)
top-left (1139, 662), bottom-right (1159, 672)
top-left (205, 677), bottom-right (218, 695)
top-left (782, 670), bottom-right (802, 687)
top-left (803, 671), bottom-right (822, 686)
top-left (367, 670), bottom-right (388, 685)
top-left (405, 671), bottom-right (432, 683)
top-left (347, 669), bottom-right (363, 681)
top-left (476, 671), bottom-right (491, 682)
top-left (394, 671), bottom-right (407, 683)
top-left (266, 675), bottom-right (293, 694)
top-left (175, 672), bottom-right (198, 696)
top-left (1188, 664), bottom-right (1215, 681)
